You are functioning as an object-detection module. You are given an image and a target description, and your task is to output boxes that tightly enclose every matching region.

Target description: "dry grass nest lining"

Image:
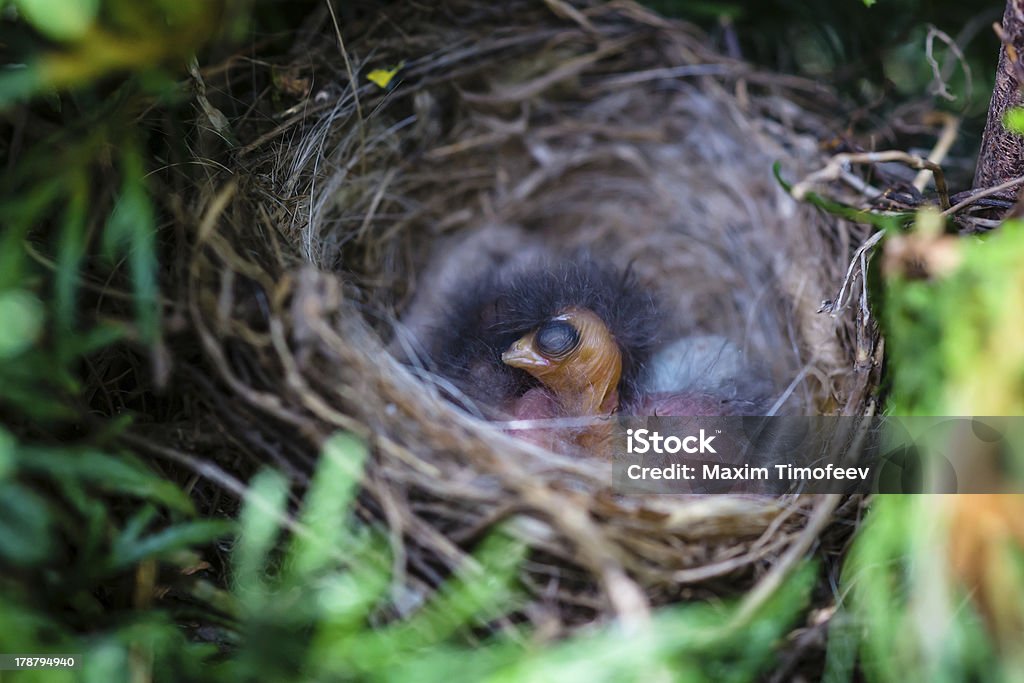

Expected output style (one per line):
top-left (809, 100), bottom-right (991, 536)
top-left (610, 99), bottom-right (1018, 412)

top-left (165, 1), bottom-right (881, 625)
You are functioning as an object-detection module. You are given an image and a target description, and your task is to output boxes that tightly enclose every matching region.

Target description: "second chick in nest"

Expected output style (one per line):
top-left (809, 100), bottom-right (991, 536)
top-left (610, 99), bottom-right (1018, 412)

top-left (421, 258), bottom-right (774, 453)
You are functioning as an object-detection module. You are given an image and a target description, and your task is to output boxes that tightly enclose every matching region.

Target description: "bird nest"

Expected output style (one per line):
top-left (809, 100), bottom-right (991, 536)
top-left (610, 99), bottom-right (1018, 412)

top-left (144, 1), bottom-right (881, 628)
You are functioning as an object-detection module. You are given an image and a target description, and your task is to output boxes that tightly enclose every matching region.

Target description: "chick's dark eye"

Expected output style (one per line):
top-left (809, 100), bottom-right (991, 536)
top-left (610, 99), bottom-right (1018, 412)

top-left (535, 320), bottom-right (580, 359)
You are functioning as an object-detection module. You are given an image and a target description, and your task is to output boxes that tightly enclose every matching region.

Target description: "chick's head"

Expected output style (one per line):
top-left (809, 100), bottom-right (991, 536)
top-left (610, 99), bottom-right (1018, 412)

top-left (501, 308), bottom-right (622, 416)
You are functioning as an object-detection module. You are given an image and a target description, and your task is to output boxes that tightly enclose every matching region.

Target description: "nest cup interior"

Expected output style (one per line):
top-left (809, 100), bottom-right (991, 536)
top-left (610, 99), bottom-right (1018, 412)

top-left (190, 1), bottom-right (878, 621)
top-left (278, 10), bottom-right (871, 417)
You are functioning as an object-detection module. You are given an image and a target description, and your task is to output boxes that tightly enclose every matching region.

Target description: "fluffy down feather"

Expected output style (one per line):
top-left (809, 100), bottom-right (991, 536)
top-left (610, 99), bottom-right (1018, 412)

top-left (425, 257), bottom-right (659, 413)
top-left (418, 256), bottom-right (773, 422)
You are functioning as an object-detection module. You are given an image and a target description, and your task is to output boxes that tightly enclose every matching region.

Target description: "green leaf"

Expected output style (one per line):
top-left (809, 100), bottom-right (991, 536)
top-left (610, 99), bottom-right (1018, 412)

top-left (392, 532), bottom-right (527, 646)
top-left (479, 561), bottom-right (815, 683)
top-left (0, 428), bottom-right (14, 481)
top-left (103, 145), bottom-right (160, 344)
top-left (80, 640), bottom-right (129, 683)
top-left (330, 531), bottom-right (528, 678)
top-left (14, 0), bottom-right (100, 41)
top-left (314, 531), bottom-right (528, 678)
top-left (55, 172), bottom-right (88, 338)
top-left (0, 179), bottom-right (61, 289)
top-left (118, 504), bottom-right (161, 544)
top-left (58, 322), bottom-right (125, 358)
top-left (109, 518), bottom-right (234, 571)
top-left (311, 538), bottom-right (392, 632)
top-left (773, 162), bottom-right (910, 231)
top-left (0, 64), bottom-right (46, 110)
top-left (234, 469), bottom-right (290, 596)
top-left (0, 289), bottom-right (44, 360)
top-left (0, 353), bottom-right (77, 419)
top-left (0, 482), bottom-right (52, 566)
top-left (288, 432), bottom-right (368, 578)
top-left (1004, 107), bottom-right (1024, 135)
top-left (18, 448), bottom-right (195, 514)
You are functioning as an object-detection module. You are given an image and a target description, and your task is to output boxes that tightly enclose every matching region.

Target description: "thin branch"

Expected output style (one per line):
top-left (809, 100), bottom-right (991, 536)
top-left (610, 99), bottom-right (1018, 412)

top-left (913, 113), bottom-right (959, 193)
top-left (942, 174), bottom-right (1024, 215)
top-left (924, 25), bottom-right (973, 104)
top-left (791, 150), bottom-right (951, 210)
top-left (818, 230), bottom-right (885, 318)
top-left (730, 495), bottom-right (841, 627)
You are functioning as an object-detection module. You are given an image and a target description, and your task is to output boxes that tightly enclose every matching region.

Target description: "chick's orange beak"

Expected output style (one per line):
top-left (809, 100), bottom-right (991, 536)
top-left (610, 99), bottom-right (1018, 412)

top-left (502, 334), bottom-right (551, 373)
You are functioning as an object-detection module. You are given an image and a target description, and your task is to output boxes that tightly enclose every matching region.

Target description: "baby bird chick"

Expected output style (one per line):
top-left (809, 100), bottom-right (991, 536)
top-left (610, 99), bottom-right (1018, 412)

top-left (429, 258), bottom-right (658, 420)
top-left (424, 257), bottom-right (772, 453)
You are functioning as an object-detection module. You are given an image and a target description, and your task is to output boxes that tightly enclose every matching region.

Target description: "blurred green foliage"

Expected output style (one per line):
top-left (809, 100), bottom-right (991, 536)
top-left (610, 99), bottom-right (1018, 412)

top-left (885, 221), bottom-right (1024, 415)
top-left (655, 0), bottom-right (1001, 180)
top-left (0, 0), bottom-right (235, 423)
top-left (825, 217), bottom-right (1024, 682)
top-left (0, 424), bottom-right (817, 683)
top-left (1004, 106), bottom-right (1024, 135)
top-left (762, 2), bottom-right (1024, 677)
top-left (0, 0), bottom-right (241, 105)
top-left (0, 422), bottom-right (234, 682)
top-left (656, 0), bottom-right (998, 103)
top-left (828, 495), bottom-right (1006, 683)
top-left (13, 0), bottom-right (100, 41)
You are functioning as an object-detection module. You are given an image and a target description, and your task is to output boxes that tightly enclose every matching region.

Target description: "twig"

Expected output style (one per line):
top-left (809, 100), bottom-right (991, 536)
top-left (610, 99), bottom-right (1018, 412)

top-left (959, 216), bottom-right (1004, 230)
top-left (542, 0), bottom-right (598, 34)
top-left (941, 174), bottom-right (1024, 215)
top-left (837, 169), bottom-right (884, 199)
top-left (729, 495), bottom-right (841, 627)
top-left (593, 63), bottom-right (736, 89)
top-left (924, 25), bottom-right (972, 104)
top-left (791, 151), bottom-right (950, 210)
top-left (461, 38), bottom-right (633, 105)
top-left (123, 433), bottom-right (252, 501)
top-left (913, 113), bottom-right (959, 193)
top-left (672, 534), bottom-right (793, 583)
top-left (819, 231), bottom-right (885, 317)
